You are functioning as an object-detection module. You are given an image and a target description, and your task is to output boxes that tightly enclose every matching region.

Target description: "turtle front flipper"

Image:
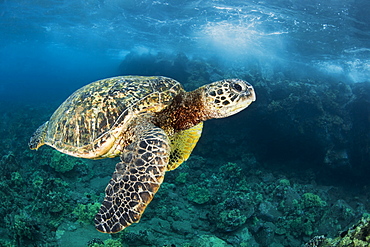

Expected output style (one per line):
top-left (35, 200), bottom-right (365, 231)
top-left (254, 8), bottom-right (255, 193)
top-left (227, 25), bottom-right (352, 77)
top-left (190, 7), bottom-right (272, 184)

top-left (95, 124), bottom-right (170, 233)
top-left (167, 122), bottom-right (203, 171)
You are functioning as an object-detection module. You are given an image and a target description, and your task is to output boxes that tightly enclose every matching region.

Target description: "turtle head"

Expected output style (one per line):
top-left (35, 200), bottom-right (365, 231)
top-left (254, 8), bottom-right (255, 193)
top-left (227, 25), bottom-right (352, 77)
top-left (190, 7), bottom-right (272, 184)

top-left (201, 79), bottom-right (256, 118)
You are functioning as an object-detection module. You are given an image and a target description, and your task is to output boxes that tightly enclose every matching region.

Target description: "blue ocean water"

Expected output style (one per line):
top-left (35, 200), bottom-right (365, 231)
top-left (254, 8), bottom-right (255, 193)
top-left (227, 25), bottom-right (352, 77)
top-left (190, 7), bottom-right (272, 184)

top-left (1, 0), bottom-right (369, 103)
top-left (0, 0), bottom-right (370, 246)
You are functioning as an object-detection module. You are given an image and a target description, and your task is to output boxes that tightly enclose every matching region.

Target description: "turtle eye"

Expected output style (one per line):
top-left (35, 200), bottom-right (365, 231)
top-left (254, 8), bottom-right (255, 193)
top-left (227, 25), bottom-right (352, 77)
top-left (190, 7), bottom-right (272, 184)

top-left (231, 82), bottom-right (244, 93)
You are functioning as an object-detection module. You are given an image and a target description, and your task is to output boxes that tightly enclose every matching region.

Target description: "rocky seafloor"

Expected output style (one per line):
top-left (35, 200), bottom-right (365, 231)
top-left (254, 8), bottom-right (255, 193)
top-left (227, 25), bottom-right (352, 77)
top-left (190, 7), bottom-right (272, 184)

top-left (0, 53), bottom-right (369, 246)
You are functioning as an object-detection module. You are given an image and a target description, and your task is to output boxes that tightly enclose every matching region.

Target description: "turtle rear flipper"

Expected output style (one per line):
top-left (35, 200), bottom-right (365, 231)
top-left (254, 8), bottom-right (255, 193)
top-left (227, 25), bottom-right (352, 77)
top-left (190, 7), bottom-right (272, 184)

top-left (95, 124), bottom-right (170, 233)
top-left (29, 121), bottom-right (49, 150)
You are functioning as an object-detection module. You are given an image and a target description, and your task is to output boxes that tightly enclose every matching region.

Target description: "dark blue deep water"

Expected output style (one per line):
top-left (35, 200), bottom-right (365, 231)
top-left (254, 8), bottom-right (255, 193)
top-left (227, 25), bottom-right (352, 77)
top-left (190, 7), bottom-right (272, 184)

top-left (0, 1), bottom-right (369, 246)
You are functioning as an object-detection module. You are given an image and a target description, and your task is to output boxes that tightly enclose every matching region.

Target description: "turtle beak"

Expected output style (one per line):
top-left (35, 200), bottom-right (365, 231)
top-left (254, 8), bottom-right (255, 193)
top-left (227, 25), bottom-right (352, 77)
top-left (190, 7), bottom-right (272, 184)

top-left (233, 82), bottom-right (256, 113)
top-left (244, 82), bottom-right (256, 102)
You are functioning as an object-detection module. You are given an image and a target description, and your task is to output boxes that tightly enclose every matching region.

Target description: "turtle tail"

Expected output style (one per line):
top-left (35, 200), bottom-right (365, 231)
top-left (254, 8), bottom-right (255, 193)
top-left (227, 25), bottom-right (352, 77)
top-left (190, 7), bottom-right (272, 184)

top-left (29, 121), bottom-right (48, 150)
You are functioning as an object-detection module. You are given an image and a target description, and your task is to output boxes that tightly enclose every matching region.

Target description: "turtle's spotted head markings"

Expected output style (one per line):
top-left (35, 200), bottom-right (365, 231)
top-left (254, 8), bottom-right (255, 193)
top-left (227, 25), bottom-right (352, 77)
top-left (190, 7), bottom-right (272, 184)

top-left (201, 79), bottom-right (256, 118)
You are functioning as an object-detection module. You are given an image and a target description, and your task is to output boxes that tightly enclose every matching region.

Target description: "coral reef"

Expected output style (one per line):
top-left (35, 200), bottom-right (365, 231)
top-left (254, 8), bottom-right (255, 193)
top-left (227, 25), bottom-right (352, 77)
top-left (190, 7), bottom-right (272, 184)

top-left (0, 56), bottom-right (368, 246)
top-left (186, 184), bottom-right (211, 204)
top-left (306, 217), bottom-right (370, 247)
top-left (72, 202), bottom-right (101, 225)
top-left (302, 193), bottom-right (327, 208)
top-left (49, 150), bottom-right (77, 173)
top-left (88, 238), bottom-right (125, 247)
top-left (117, 155), bottom-right (368, 246)
top-left (1, 168), bottom-right (72, 245)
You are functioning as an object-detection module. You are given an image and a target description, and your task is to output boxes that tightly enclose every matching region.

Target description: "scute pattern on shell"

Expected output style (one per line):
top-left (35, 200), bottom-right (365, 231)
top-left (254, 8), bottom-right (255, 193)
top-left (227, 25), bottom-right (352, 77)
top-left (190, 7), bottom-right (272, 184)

top-left (44, 76), bottom-right (183, 157)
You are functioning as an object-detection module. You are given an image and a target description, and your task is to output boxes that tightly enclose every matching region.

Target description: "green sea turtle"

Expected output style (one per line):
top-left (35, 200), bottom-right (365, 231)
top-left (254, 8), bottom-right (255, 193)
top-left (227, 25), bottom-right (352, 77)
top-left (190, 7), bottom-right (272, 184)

top-left (29, 75), bottom-right (255, 233)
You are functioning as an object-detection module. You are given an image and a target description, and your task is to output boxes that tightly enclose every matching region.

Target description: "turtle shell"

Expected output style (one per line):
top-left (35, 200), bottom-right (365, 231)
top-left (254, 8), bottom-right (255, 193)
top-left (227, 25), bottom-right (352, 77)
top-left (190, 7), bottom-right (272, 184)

top-left (44, 76), bottom-right (183, 159)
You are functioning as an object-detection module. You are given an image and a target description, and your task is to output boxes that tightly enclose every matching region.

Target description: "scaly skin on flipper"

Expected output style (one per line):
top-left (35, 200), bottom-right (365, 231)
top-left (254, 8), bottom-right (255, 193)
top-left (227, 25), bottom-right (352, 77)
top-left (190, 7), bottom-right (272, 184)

top-left (95, 122), bottom-right (170, 233)
top-left (167, 122), bottom-right (203, 171)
